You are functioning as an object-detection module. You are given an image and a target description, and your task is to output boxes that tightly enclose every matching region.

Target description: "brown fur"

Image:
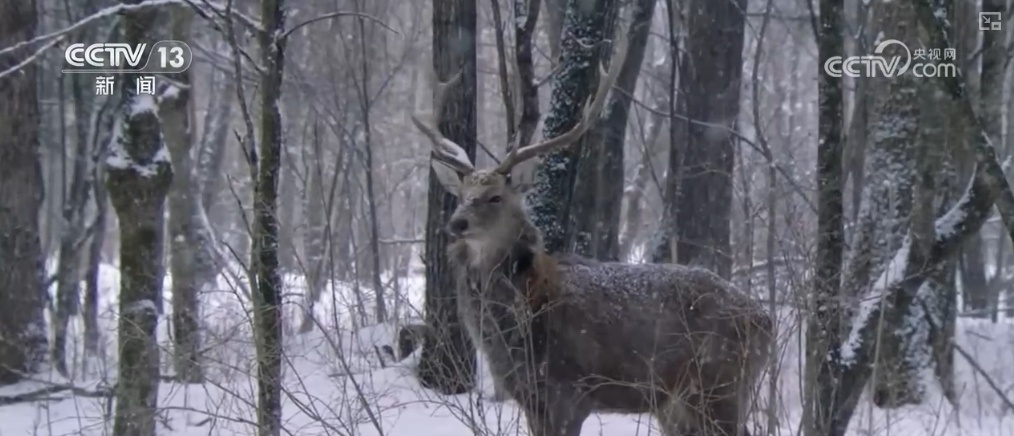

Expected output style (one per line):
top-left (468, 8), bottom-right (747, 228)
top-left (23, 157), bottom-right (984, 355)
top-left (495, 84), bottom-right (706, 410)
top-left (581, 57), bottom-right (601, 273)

top-left (517, 251), bottom-right (558, 312)
top-left (435, 169), bottom-right (770, 436)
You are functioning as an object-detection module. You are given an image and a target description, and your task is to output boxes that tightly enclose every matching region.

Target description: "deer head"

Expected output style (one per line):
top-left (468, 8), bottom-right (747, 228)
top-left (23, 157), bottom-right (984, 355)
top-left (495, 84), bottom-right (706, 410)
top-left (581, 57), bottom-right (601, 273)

top-left (412, 33), bottom-right (629, 247)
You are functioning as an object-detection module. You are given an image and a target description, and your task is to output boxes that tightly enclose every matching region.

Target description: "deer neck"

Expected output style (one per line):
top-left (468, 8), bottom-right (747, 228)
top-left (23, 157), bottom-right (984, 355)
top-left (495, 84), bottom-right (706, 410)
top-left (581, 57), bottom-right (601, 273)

top-left (449, 220), bottom-right (542, 285)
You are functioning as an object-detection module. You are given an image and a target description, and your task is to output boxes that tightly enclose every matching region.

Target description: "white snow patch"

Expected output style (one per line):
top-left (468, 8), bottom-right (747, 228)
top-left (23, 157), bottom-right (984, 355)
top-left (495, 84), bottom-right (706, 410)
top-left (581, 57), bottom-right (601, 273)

top-left (5, 246), bottom-right (1014, 436)
top-left (129, 94), bottom-right (159, 117)
top-left (438, 138), bottom-right (474, 170)
top-left (122, 299), bottom-right (157, 315)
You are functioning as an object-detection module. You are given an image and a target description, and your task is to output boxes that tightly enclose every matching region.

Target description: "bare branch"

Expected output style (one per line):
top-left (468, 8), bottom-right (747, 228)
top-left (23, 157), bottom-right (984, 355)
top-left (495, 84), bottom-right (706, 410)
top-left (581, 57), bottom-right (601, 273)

top-left (494, 20), bottom-right (630, 174)
top-left (280, 11), bottom-right (397, 41)
top-left (0, 35), bottom-right (65, 80)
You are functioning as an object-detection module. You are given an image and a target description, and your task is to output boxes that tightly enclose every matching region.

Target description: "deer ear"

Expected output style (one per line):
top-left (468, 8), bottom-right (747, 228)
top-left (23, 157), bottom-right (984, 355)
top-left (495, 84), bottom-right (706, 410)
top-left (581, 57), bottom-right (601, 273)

top-left (431, 160), bottom-right (462, 196)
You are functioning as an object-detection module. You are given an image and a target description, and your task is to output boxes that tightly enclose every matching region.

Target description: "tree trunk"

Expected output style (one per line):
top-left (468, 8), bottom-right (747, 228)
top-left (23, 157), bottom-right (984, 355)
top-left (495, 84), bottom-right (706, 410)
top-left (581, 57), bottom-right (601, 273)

top-left (869, 61), bottom-right (953, 408)
top-left (668, 0), bottom-right (747, 280)
top-left (84, 168), bottom-right (109, 359)
top-left (52, 71), bottom-right (96, 377)
top-left (417, 0), bottom-right (478, 395)
top-left (163, 5), bottom-right (206, 384)
top-left (299, 120), bottom-right (344, 333)
top-left (528, 0), bottom-right (621, 254)
top-left (542, 0), bottom-right (565, 62)
top-left (197, 68), bottom-right (234, 218)
top-left (976, 0), bottom-right (1007, 319)
top-left (619, 91), bottom-right (667, 261)
top-left (106, 3), bottom-right (173, 434)
top-left (570, 0), bottom-right (653, 261)
top-left (802, 0), bottom-right (845, 434)
top-left (803, 0), bottom-right (1014, 431)
top-left (0, 0), bottom-right (49, 386)
top-left (84, 97), bottom-right (117, 360)
top-left (355, 6), bottom-right (387, 323)
top-left (251, 0), bottom-right (287, 433)
top-left (651, 0), bottom-right (682, 265)
top-left (961, 234), bottom-right (990, 314)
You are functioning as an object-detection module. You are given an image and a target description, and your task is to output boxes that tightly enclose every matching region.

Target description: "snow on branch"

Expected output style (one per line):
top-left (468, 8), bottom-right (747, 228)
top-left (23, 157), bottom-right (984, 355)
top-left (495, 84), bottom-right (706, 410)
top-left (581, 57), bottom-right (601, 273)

top-left (0, 0), bottom-right (261, 73)
top-left (913, 0), bottom-right (1014, 249)
top-left (0, 0), bottom-right (183, 59)
top-left (838, 167), bottom-right (994, 368)
top-left (0, 35), bottom-right (66, 81)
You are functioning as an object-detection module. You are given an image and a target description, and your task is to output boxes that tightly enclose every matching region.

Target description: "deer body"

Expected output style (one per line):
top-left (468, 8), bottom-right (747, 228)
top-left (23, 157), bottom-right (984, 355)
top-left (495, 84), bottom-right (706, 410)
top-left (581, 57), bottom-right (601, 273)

top-left (412, 32), bottom-right (772, 434)
top-left (444, 183), bottom-right (771, 436)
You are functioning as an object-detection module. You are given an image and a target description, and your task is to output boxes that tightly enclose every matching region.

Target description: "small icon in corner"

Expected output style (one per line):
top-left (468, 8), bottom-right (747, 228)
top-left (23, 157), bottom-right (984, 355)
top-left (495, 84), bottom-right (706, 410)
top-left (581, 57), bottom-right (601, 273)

top-left (980, 12), bottom-right (1002, 31)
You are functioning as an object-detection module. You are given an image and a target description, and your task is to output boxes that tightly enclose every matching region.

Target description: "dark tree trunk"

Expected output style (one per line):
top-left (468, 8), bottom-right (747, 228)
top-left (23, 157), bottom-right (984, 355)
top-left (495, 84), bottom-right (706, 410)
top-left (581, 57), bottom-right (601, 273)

top-left (802, 0), bottom-right (845, 434)
top-left (0, 0), bottom-right (49, 386)
top-left (416, 0), bottom-right (478, 394)
top-left (570, 0), bottom-right (654, 261)
top-left (163, 5), bottom-right (206, 384)
top-left (669, 0), bottom-right (747, 280)
top-left (107, 3), bottom-right (173, 434)
top-left (251, 0), bottom-right (287, 433)
top-left (528, 0), bottom-right (620, 254)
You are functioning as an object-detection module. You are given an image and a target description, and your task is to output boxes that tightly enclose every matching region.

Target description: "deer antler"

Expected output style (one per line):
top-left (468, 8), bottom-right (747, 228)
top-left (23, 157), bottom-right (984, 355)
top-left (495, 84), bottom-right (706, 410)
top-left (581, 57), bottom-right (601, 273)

top-left (493, 26), bottom-right (631, 175)
top-left (411, 69), bottom-right (476, 174)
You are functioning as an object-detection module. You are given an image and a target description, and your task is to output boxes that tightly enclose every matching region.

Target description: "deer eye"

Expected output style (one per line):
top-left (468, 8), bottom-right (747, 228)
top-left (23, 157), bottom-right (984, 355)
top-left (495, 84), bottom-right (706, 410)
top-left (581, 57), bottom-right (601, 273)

top-left (488, 195), bottom-right (502, 204)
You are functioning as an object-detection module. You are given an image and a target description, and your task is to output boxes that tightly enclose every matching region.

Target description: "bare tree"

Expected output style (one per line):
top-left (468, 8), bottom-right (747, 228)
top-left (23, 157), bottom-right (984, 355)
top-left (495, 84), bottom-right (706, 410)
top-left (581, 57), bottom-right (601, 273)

top-left (248, 0), bottom-right (287, 432)
top-left (416, 0), bottom-right (479, 394)
top-left (802, 0), bottom-right (845, 433)
top-left (352, 0), bottom-right (388, 323)
top-left (105, 1), bottom-right (172, 433)
top-left (0, 0), bottom-right (49, 386)
top-left (163, 5), bottom-right (206, 384)
top-left (52, 43), bottom-right (97, 379)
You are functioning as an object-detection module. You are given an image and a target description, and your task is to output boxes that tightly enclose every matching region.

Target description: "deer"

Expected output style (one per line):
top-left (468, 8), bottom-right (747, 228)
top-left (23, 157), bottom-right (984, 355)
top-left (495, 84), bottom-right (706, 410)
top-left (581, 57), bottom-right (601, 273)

top-left (411, 31), bottom-right (774, 436)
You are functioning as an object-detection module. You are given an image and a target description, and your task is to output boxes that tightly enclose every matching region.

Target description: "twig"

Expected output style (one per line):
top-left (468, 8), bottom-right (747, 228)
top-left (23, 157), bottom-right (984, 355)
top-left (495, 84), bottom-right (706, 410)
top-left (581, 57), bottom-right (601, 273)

top-left (281, 11), bottom-right (397, 41)
top-left (953, 343), bottom-right (1014, 412)
top-left (0, 382), bottom-right (113, 406)
top-left (0, 35), bottom-right (65, 80)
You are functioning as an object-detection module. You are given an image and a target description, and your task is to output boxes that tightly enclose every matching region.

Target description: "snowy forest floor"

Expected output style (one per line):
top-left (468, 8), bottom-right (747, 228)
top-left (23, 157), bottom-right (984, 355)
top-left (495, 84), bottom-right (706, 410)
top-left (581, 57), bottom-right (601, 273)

top-left (0, 260), bottom-right (1012, 436)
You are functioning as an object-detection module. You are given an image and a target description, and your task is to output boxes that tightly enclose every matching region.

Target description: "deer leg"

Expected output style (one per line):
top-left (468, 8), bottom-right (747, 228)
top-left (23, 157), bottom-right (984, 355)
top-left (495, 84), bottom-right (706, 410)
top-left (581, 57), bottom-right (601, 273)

top-left (521, 385), bottom-right (589, 436)
top-left (654, 396), bottom-right (698, 436)
top-left (692, 386), bottom-right (749, 436)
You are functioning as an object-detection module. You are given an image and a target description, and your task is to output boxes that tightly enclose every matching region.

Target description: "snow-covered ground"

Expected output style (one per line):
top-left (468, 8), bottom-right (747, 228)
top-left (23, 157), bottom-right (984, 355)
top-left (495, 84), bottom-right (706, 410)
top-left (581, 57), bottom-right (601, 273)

top-left (1, 258), bottom-right (1012, 436)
